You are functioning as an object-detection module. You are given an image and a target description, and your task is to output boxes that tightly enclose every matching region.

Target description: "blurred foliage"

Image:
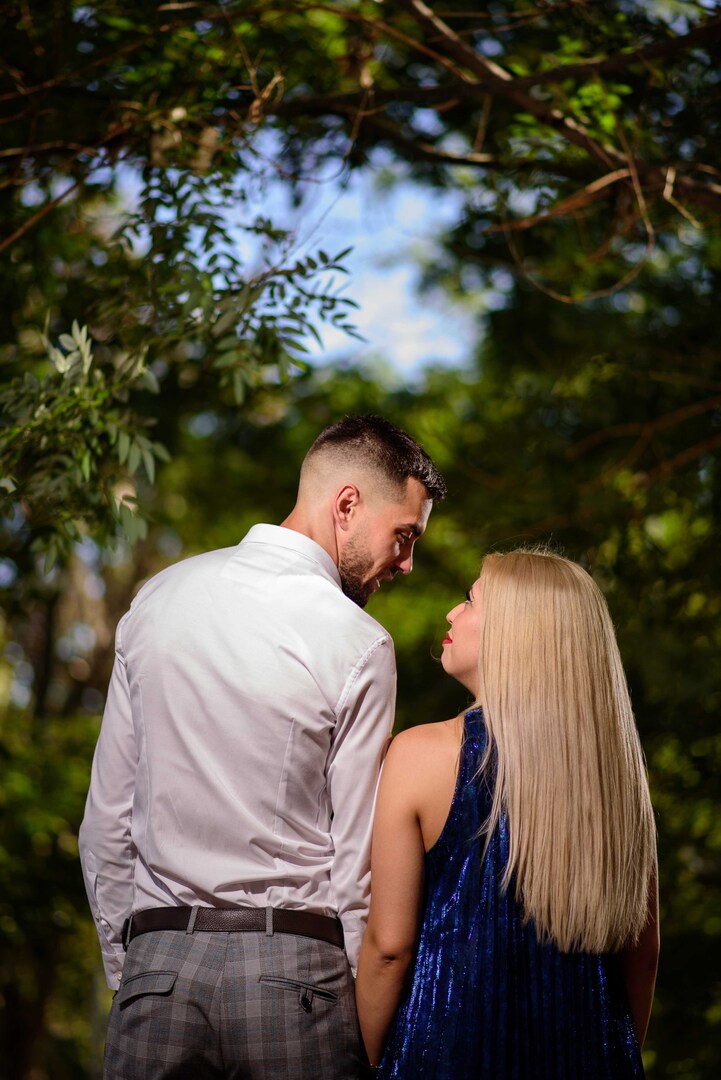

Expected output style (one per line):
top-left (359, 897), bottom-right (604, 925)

top-left (1, 0), bottom-right (362, 561)
top-left (6, 0), bottom-right (721, 256)
top-left (2, 1), bottom-right (721, 1077)
top-left (0, 224), bottom-right (355, 564)
top-left (4, 0), bottom-right (721, 558)
top-left (2, 342), bottom-right (721, 1072)
top-left (0, 319), bottom-right (170, 570)
top-left (0, 709), bottom-right (111, 1079)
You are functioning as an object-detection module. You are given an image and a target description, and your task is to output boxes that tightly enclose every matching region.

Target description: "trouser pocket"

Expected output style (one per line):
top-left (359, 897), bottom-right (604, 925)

top-left (258, 974), bottom-right (338, 1013)
top-left (115, 969), bottom-right (177, 1008)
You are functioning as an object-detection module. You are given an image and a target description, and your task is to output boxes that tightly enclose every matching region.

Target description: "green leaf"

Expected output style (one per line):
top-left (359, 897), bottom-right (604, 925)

top-left (237, 284), bottom-right (264, 317)
top-left (213, 351), bottom-right (242, 369)
top-left (279, 337), bottom-right (310, 354)
top-left (118, 503), bottom-right (136, 543)
top-left (153, 441), bottom-right (171, 463)
top-left (127, 441), bottom-right (141, 476)
top-left (43, 543), bottom-right (59, 574)
top-left (141, 370), bottom-right (160, 394)
top-left (64, 519), bottom-right (82, 542)
top-left (212, 306), bottom-right (238, 338)
top-left (141, 448), bottom-right (155, 484)
top-left (305, 322), bottom-right (323, 347)
top-left (118, 431), bottom-right (130, 464)
top-left (217, 334), bottom-right (240, 351)
top-left (232, 370), bottom-right (245, 404)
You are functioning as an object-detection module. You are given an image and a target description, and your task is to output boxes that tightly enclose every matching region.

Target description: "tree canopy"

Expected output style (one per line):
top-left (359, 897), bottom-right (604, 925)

top-left (3, 1), bottom-right (721, 557)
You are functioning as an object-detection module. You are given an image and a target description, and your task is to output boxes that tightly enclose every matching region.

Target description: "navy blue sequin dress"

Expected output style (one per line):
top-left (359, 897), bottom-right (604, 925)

top-left (377, 709), bottom-right (644, 1079)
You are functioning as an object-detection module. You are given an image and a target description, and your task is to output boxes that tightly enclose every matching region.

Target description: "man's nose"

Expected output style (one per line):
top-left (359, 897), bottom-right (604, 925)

top-left (394, 549), bottom-right (414, 575)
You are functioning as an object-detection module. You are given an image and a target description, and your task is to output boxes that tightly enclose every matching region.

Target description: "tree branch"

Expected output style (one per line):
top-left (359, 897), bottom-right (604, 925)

top-left (0, 177), bottom-right (83, 254)
top-left (510, 15), bottom-right (721, 88)
top-left (639, 431), bottom-right (721, 486)
top-left (277, 91), bottom-right (721, 218)
top-left (395, 2), bottom-right (721, 216)
top-left (276, 84), bottom-right (464, 116)
top-left (396, 0), bottom-right (624, 172)
top-left (478, 169), bottom-right (632, 235)
top-left (568, 395), bottom-right (721, 460)
top-left (671, 172), bottom-right (721, 215)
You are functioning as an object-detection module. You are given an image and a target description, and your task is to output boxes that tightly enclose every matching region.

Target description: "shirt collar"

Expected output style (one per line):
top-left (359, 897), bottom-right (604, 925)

top-left (240, 523), bottom-right (341, 588)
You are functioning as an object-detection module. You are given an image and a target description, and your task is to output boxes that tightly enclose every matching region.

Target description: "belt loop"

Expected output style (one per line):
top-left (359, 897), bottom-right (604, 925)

top-left (186, 906), bottom-right (199, 935)
top-left (122, 915), bottom-right (133, 951)
top-left (265, 907), bottom-right (274, 937)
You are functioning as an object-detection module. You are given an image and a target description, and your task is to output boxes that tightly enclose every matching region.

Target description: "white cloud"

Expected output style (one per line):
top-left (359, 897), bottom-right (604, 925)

top-left (289, 170), bottom-right (477, 372)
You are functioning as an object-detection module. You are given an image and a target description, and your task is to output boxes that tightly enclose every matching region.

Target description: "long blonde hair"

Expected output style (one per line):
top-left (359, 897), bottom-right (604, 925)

top-left (476, 548), bottom-right (656, 954)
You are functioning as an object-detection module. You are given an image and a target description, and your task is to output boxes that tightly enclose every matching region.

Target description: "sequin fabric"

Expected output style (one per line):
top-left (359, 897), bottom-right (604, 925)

top-left (377, 708), bottom-right (644, 1079)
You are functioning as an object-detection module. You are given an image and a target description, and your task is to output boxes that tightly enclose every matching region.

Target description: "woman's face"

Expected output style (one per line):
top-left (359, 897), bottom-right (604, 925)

top-left (441, 577), bottom-right (482, 695)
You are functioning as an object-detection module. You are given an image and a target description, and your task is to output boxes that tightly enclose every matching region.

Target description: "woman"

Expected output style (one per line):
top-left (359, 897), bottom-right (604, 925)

top-left (356, 548), bottom-right (659, 1078)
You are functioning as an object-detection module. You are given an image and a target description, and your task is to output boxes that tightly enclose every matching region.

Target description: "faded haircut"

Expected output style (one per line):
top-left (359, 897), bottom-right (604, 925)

top-left (303, 414), bottom-right (446, 502)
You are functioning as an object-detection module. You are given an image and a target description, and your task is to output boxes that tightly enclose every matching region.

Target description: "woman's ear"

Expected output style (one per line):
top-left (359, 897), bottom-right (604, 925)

top-left (333, 484), bottom-right (361, 531)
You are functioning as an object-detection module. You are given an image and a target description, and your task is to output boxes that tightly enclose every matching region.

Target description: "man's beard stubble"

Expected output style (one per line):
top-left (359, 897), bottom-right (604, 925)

top-left (338, 537), bottom-right (375, 609)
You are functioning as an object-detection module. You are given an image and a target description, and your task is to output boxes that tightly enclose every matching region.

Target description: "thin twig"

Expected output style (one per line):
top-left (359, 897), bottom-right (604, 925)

top-left (478, 168), bottom-right (632, 235)
top-left (509, 15), bottom-right (721, 88)
top-left (0, 177), bottom-right (83, 254)
top-left (569, 395), bottom-right (721, 459)
top-left (639, 432), bottom-right (721, 486)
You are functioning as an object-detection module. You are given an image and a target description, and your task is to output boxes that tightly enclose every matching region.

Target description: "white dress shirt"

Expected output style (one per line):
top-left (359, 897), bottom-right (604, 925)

top-left (79, 524), bottom-right (396, 988)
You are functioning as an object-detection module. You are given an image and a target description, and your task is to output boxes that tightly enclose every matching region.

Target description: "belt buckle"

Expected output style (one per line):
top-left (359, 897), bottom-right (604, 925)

top-left (121, 915), bottom-right (133, 951)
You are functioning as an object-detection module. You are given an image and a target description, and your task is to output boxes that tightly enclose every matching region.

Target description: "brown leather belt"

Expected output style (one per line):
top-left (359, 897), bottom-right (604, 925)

top-left (122, 906), bottom-right (344, 950)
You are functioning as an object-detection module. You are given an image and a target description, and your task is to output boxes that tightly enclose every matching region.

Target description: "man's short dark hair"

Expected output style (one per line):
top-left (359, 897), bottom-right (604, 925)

top-left (306, 414), bottom-right (446, 501)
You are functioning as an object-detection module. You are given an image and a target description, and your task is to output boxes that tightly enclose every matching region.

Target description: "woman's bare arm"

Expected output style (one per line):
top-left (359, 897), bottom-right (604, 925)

top-left (356, 718), bottom-right (462, 1066)
top-left (355, 732), bottom-right (426, 1066)
top-left (620, 862), bottom-right (659, 1048)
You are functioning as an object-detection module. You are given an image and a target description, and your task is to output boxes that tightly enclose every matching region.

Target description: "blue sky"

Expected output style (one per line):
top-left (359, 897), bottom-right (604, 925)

top-left (116, 149), bottom-right (480, 380)
top-left (259, 164), bottom-right (478, 377)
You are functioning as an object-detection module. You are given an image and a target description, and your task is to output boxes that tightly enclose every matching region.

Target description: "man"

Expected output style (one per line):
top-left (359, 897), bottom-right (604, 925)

top-left (79, 414), bottom-right (446, 1079)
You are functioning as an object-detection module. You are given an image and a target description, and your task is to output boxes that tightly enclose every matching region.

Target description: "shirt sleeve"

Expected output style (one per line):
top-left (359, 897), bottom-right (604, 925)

top-left (78, 617), bottom-right (138, 990)
top-left (327, 635), bottom-right (396, 974)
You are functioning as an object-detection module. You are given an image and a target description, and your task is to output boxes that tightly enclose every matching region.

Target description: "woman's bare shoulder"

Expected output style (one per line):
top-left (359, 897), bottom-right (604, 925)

top-left (383, 714), bottom-right (467, 850)
top-left (385, 714), bottom-right (465, 774)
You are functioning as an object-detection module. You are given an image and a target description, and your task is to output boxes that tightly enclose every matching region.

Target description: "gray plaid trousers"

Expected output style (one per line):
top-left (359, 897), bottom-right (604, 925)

top-left (104, 927), bottom-right (363, 1079)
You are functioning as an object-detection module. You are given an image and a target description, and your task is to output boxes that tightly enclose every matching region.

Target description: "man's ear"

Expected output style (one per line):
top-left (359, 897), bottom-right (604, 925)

top-left (333, 484), bottom-right (361, 531)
